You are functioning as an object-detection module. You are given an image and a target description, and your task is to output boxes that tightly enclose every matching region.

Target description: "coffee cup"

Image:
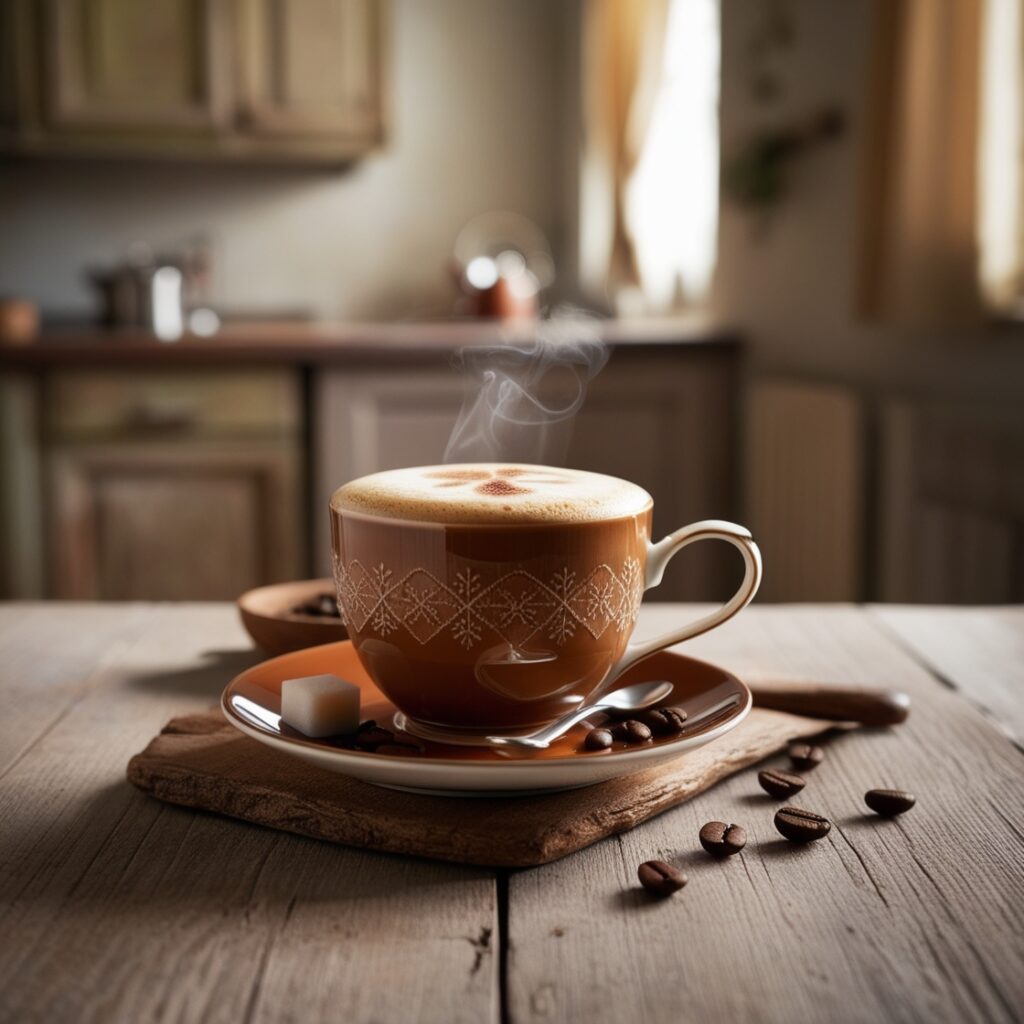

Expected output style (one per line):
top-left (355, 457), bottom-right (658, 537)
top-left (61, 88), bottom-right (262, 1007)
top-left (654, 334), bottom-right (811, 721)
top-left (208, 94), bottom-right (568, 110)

top-left (330, 464), bottom-right (761, 741)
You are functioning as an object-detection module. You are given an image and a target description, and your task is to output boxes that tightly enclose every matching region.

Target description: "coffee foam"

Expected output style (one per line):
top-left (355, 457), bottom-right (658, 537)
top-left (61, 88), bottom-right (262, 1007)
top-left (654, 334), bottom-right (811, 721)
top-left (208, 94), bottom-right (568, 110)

top-left (331, 464), bottom-right (652, 524)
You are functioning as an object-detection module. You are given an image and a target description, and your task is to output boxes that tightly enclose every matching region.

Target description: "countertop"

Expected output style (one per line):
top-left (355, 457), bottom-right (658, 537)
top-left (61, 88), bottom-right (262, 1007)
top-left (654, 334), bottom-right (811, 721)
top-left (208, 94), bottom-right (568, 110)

top-left (0, 316), bottom-right (740, 366)
top-left (0, 602), bottom-right (1020, 1023)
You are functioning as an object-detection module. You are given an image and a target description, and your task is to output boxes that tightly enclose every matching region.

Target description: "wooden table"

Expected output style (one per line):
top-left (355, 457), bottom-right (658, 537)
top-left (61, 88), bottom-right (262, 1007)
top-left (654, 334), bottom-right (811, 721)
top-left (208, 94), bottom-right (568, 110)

top-left (1, 603), bottom-right (1021, 1023)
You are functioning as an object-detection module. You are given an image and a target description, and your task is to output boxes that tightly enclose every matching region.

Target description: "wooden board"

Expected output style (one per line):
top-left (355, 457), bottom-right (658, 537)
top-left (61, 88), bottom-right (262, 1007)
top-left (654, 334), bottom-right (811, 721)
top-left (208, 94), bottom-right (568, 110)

top-left (127, 706), bottom-right (840, 868)
top-left (505, 606), bottom-right (1024, 1024)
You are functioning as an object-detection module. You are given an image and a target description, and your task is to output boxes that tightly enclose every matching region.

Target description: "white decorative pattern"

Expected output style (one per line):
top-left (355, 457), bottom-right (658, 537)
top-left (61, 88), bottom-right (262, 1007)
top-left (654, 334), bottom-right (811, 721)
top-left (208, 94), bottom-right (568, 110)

top-left (333, 556), bottom-right (644, 649)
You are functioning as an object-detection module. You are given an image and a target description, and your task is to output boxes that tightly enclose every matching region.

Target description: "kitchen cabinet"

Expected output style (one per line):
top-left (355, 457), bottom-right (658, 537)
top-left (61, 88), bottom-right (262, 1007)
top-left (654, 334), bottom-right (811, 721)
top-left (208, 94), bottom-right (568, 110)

top-left (0, 0), bottom-right (384, 162)
top-left (45, 368), bottom-right (303, 600)
top-left (314, 348), bottom-right (741, 601)
top-left (237, 0), bottom-right (382, 142)
top-left (879, 400), bottom-right (1024, 603)
top-left (745, 378), bottom-right (1024, 604)
top-left (0, 325), bottom-right (742, 601)
top-left (40, 0), bottom-right (231, 131)
top-left (569, 350), bottom-right (739, 601)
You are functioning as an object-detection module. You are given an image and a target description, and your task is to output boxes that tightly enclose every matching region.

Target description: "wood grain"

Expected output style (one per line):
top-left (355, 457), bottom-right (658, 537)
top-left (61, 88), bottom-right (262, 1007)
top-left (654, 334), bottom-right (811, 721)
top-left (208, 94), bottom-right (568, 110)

top-left (0, 605), bottom-right (496, 1024)
top-left (506, 606), bottom-right (1024, 1024)
top-left (127, 705), bottom-right (839, 867)
top-left (872, 605), bottom-right (1024, 745)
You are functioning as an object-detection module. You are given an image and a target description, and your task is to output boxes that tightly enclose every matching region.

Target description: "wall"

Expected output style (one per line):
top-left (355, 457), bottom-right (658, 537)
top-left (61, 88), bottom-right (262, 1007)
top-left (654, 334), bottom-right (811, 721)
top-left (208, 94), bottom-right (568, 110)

top-left (715, 0), bottom-right (1024, 406)
top-left (0, 0), bottom-right (572, 321)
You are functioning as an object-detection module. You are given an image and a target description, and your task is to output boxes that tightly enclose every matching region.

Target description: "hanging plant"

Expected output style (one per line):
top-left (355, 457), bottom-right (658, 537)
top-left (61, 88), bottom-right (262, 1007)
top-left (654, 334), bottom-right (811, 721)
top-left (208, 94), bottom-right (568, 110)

top-left (724, 108), bottom-right (846, 211)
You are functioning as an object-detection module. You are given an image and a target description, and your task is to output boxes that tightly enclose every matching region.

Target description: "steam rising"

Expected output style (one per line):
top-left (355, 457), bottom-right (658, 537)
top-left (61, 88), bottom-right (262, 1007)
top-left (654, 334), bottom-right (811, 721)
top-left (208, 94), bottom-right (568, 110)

top-left (444, 314), bottom-right (608, 465)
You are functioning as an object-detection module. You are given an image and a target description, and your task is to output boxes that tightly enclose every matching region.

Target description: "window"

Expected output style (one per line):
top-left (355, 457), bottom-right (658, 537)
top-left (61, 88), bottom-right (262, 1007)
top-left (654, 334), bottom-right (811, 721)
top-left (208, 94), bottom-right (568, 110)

top-left (977, 0), bottom-right (1024, 313)
top-left (580, 0), bottom-right (721, 314)
top-left (625, 0), bottom-right (721, 310)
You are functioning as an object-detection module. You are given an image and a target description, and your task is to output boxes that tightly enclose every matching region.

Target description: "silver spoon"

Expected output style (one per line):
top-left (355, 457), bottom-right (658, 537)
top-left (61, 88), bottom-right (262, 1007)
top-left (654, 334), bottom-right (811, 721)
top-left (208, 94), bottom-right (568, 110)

top-left (486, 680), bottom-right (674, 751)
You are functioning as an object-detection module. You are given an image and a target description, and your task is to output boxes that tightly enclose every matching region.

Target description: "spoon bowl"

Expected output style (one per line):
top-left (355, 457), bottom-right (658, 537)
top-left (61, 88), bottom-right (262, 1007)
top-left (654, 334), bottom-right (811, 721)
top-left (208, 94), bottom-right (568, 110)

top-left (487, 679), bottom-right (674, 751)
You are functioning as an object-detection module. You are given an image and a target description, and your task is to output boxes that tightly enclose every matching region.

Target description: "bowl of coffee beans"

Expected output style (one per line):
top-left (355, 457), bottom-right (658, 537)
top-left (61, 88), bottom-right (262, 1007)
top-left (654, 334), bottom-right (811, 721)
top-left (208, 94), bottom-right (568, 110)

top-left (238, 578), bottom-right (348, 655)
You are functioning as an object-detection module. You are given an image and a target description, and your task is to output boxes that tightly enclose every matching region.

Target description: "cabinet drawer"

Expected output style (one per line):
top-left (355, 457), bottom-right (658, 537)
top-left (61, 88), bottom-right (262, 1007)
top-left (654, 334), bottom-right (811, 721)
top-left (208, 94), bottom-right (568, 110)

top-left (45, 369), bottom-right (301, 439)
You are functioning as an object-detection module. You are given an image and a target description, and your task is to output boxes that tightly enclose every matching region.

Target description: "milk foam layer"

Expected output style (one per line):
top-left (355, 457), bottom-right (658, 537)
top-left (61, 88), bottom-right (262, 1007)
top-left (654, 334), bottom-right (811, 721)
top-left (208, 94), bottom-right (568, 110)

top-left (332, 464), bottom-right (652, 524)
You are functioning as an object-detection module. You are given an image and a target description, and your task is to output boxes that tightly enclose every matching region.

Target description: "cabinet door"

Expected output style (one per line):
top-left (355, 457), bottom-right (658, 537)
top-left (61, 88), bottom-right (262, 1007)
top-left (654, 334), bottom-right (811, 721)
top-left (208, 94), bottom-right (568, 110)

top-left (50, 441), bottom-right (301, 600)
top-left (44, 0), bottom-right (231, 130)
top-left (569, 351), bottom-right (738, 601)
top-left (313, 353), bottom-right (740, 597)
top-left (237, 0), bottom-right (382, 142)
top-left (315, 367), bottom-right (466, 571)
top-left (879, 402), bottom-right (1024, 603)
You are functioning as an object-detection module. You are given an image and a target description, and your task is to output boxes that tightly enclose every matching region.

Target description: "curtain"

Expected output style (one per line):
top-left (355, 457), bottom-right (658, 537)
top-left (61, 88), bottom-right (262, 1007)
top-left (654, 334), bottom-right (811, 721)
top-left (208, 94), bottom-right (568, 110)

top-left (579, 0), bottom-right (670, 309)
top-left (858, 0), bottom-right (984, 326)
top-left (978, 0), bottom-right (1024, 311)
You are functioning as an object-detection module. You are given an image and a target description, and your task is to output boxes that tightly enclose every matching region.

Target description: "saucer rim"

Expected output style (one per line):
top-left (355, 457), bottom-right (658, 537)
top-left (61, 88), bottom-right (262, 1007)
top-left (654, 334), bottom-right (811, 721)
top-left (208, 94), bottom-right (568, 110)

top-left (220, 640), bottom-right (752, 772)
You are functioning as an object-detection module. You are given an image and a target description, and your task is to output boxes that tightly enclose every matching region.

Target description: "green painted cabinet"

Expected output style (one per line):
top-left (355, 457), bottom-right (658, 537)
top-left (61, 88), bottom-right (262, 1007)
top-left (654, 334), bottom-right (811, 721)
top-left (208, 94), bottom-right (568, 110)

top-left (0, 0), bottom-right (384, 162)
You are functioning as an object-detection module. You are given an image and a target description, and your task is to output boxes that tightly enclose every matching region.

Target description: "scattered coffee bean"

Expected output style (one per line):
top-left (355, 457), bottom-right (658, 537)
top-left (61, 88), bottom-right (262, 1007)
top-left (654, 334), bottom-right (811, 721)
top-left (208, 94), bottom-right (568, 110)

top-left (699, 821), bottom-right (746, 857)
top-left (774, 806), bottom-right (831, 843)
top-left (293, 593), bottom-right (342, 618)
top-left (354, 726), bottom-right (395, 749)
top-left (865, 789), bottom-right (916, 816)
top-left (355, 719), bottom-right (378, 734)
top-left (638, 706), bottom-right (688, 735)
top-left (584, 727), bottom-right (614, 751)
top-left (758, 768), bottom-right (806, 798)
top-left (637, 860), bottom-right (687, 896)
top-left (788, 743), bottom-right (824, 771)
top-left (375, 743), bottom-right (421, 756)
top-left (614, 719), bottom-right (653, 744)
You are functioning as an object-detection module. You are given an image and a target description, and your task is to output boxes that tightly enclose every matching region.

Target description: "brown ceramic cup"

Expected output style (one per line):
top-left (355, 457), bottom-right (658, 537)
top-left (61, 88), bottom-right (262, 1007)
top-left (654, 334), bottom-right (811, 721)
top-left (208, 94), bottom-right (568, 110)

top-left (330, 464), bottom-right (761, 741)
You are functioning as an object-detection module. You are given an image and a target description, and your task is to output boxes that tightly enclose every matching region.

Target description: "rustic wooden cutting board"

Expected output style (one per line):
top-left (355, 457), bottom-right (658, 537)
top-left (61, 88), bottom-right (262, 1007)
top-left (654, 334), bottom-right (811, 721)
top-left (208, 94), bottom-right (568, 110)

top-left (127, 707), bottom-right (843, 867)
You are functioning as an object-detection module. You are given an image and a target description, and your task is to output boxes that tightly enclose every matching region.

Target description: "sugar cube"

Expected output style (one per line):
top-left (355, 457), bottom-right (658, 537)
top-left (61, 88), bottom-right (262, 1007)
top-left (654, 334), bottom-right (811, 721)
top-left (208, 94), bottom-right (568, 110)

top-left (280, 674), bottom-right (360, 738)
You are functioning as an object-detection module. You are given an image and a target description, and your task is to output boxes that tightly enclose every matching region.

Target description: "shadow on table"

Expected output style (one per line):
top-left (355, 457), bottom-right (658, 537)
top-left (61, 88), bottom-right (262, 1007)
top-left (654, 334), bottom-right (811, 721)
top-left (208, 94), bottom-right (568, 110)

top-left (3, 779), bottom-right (489, 914)
top-left (3, 778), bottom-right (491, 917)
top-left (120, 647), bottom-right (264, 699)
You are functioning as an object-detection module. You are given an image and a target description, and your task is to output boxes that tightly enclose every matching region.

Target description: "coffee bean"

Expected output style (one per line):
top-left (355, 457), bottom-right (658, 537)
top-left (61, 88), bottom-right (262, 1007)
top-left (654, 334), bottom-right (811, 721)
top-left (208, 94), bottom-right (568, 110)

top-left (354, 726), bottom-right (394, 749)
top-left (788, 743), bottom-right (824, 771)
top-left (615, 719), bottom-right (653, 744)
top-left (699, 821), bottom-right (746, 857)
top-left (584, 727), bottom-right (614, 751)
top-left (294, 594), bottom-right (342, 618)
top-left (774, 806), bottom-right (831, 842)
top-left (638, 706), bottom-right (688, 735)
top-left (865, 789), bottom-right (916, 816)
top-left (758, 768), bottom-right (806, 798)
top-left (375, 743), bottom-right (421, 756)
top-left (637, 860), bottom-right (687, 896)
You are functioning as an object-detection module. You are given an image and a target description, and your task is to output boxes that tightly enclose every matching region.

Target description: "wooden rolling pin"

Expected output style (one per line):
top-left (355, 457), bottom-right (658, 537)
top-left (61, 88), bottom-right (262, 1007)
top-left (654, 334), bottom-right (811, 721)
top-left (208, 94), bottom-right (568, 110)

top-left (749, 685), bottom-right (911, 726)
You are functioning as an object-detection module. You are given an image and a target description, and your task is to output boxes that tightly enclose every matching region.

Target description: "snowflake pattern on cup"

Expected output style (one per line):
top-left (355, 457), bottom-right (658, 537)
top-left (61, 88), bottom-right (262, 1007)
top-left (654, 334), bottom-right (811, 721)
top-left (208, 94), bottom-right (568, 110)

top-left (333, 556), bottom-right (644, 649)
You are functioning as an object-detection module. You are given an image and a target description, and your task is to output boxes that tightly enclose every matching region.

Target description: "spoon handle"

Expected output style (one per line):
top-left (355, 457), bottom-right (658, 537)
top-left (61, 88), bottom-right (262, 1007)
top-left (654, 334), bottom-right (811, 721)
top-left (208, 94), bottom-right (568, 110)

top-left (506, 701), bottom-right (611, 747)
top-left (750, 685), bottom-right (910, 726)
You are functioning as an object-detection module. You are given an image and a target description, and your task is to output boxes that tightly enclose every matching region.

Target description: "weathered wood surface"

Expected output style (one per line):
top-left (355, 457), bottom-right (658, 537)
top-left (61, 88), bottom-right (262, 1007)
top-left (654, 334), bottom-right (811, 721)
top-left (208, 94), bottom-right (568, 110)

top-left (127, 705), bottom-right (838, 867)
top-left (507, 605), bottom-right (1024, 1024)
top-left (0, 603), bottom-right (1021, 1024)
top-left (872, 605), bottom-right (1024, 745)
top-left (0, 605), bottom-right (496, 1024)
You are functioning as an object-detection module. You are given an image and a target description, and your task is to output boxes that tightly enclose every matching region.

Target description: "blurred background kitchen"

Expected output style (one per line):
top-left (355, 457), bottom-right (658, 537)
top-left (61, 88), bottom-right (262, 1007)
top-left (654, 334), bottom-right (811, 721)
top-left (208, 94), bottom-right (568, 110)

top-left (1, 0), bottom-right (1022, 606)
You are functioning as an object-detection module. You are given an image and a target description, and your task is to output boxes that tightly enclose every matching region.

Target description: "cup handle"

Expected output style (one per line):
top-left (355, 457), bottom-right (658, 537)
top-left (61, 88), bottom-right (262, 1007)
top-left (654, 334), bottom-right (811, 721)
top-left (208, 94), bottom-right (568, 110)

top-left (606, 520), bottom-right (763, 684)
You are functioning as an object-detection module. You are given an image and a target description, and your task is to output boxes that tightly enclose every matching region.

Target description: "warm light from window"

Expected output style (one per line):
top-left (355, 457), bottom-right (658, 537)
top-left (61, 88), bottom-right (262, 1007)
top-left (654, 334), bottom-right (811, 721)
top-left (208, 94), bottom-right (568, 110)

top-left (625, 0), bottom-right (720, 311)
top-left (978, 0), bottom-right (1023, 311)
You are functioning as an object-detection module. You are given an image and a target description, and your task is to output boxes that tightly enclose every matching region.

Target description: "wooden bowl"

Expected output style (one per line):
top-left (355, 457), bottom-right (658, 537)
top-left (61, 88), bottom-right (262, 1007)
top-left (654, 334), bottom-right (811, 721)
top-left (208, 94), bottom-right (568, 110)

top-left (237, 579), bottom-right (348, 656)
